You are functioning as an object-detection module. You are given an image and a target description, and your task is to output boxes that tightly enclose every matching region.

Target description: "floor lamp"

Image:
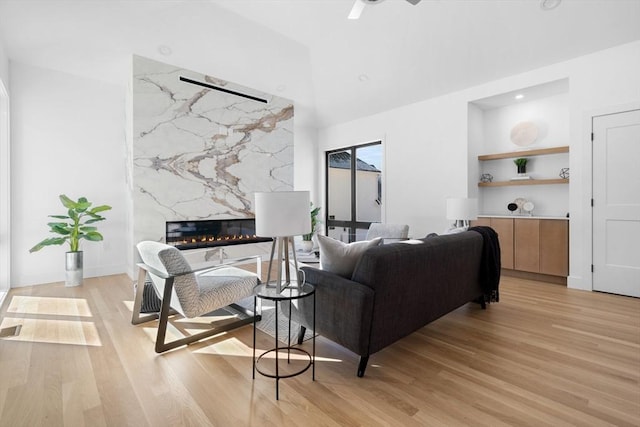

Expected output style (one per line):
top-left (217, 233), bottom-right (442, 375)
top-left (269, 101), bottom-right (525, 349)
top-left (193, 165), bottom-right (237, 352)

top-left (255, 191), bottom-right (311, 293)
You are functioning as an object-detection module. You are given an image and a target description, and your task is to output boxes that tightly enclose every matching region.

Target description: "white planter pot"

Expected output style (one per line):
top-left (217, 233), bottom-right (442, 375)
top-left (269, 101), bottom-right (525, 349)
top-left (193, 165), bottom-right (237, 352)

top-left (65, 251), bottom-right (83, 287)
top-left (300, 240), bottom-right (313, 252)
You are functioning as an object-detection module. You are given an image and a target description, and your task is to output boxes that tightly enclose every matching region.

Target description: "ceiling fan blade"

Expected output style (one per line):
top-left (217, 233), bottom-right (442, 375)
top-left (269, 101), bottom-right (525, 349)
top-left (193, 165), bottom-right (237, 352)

top-left (348, 0), bottom-right (366, 20)
top-left (405, 0), bottom-right (421, 5)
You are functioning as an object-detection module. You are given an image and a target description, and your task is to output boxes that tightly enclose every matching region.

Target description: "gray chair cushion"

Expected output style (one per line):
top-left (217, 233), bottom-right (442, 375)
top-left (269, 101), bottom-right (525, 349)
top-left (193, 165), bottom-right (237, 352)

top-left (136, 241), bottom-right (258, 318)
top-left (365, 223), bottom-right (409, 242)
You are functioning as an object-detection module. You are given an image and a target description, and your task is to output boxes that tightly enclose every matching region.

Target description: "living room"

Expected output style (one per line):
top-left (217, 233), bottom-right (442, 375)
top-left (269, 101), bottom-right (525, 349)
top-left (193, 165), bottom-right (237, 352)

top-left (0, 1), bottom-right (639, 425)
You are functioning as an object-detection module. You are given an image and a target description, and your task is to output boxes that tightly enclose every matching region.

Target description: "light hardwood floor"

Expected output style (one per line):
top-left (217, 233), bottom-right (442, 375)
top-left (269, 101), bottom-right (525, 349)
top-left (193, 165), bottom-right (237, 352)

top-left (0, 274), bottom-right (638, 426)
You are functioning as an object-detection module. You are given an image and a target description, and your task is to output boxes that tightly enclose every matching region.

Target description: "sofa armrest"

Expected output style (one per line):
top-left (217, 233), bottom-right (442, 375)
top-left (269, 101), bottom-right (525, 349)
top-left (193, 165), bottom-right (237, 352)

top-left (284, 266), bottom-right (375, 356)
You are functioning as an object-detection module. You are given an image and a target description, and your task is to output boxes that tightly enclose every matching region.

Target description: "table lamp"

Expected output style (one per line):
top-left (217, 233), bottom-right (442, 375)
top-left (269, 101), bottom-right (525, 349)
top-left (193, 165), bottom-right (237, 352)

top-left (254, 191), bottom-right (311, 292)
top-left (446, 198), bottom-right (478, 230)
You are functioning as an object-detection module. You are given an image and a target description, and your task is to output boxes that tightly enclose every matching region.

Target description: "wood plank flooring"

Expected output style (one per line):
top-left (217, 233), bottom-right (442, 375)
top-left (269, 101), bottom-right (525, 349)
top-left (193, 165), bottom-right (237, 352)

top-left (0, 274), bottom-right (638, 426)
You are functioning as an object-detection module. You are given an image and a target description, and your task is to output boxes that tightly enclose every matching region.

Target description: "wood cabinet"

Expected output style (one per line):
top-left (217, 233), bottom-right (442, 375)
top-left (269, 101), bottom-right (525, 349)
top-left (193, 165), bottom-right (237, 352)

top-left (539, 219), bottom-right (569, 276)
top-left (515, 219), bottom-right (540, 272)
top-left (471, 217), bottom-right (569, 282)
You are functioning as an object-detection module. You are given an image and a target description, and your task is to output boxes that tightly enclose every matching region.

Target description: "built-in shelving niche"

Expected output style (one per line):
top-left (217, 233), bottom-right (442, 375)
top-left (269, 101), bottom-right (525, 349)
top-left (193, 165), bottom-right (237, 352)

top-left (467, 78), bottom-right (570, 218)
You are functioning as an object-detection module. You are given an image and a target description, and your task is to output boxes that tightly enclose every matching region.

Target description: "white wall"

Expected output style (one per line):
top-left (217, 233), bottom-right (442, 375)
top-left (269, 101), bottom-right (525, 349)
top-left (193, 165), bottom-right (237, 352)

top-left (475, 93), bottom-right (570, 217)
top-left (0, 37), bottom-right (8, 87)
top-left (10, 62), bottom-right (128, 287)
top-left (8, 41), bottom-right (640, 290)
top-left (0, 35), bottom-right (9, 298)
top-left (319, 95), bottom-right (469, 239)
top-left (8, 59), bottom-right (320, 286)
top-left (293, 124), bottom-right (319, 201)
top-left (319, 41), bottom-right (640, 291)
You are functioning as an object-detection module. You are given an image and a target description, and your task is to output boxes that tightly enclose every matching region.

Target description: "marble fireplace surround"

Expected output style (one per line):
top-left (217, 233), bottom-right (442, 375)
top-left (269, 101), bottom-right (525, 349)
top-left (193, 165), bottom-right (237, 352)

top-left (131, 55), bottom-right (294, 261)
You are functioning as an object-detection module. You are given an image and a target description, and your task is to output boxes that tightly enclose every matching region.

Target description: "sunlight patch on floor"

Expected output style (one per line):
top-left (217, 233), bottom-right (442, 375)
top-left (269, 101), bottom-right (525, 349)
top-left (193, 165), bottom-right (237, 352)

top-left (194, 336), bottom-right (343, 363)
top-left (0, 317), bottom-right (101, 346)
top-left (122, 300), bottom-right (134, 312)
top-left (7, 295), bottom-right (93, 317)
top-left (194, 336), bottom-right (252, 357)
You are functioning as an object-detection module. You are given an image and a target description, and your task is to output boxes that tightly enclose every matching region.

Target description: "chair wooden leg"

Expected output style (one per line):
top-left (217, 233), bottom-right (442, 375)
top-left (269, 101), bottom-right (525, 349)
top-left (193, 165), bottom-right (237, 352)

top-left (131, 267), bottom-right (160, 325)
top-left (296, 326), bottom-right (307, 345)
top-left (154, 311), bottom-right (258, 353)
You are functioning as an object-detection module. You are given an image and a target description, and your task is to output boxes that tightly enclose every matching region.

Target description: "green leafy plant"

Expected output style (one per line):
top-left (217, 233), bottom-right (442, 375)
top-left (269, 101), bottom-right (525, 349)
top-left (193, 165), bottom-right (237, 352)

top-left (302, 202), bottom-right (321, 241)
top-left (513, 158), bottom-right (528, 167)
top-left (29, 195), bottom-right (112, 253)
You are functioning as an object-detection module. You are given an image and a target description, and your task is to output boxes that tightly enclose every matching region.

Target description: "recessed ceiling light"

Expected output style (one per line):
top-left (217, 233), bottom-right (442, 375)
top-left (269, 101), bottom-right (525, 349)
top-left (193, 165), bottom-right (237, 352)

top-left (540, 0), bottom-right (561, 11)
top-left (358, 74), bottom-right (369, 82)
top-left (158, 45), bottom-right (172, 56)
top-left (515, 94), bottom-right (525, 100)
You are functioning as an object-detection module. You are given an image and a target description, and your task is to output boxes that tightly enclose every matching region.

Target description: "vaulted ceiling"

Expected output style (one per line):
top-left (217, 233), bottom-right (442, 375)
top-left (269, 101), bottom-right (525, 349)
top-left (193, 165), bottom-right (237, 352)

top-left (0, 0), bottom-right (638, 127)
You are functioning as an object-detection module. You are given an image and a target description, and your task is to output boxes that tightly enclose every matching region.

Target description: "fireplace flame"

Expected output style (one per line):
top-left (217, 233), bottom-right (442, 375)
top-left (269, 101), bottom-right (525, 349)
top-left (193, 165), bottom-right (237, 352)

top-left (166, 219), bottom-right (271, 249)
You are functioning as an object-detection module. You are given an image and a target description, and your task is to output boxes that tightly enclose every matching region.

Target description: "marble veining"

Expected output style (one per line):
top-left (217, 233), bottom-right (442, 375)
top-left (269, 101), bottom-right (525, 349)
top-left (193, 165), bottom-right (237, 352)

top-left (132, 55), bottom-right (294, 244)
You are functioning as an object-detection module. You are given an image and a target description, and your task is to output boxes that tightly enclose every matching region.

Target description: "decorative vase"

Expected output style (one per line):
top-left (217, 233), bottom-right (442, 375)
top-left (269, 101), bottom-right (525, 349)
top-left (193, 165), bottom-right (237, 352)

top-left (65, 251), bottom-right (83, 287)
top-left (517, 164), bottom-right (527, 175)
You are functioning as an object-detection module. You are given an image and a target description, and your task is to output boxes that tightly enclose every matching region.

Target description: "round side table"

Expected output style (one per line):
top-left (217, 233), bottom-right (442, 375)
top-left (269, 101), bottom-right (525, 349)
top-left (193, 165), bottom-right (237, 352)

top-left (252, 282), bottom-right (316, 400)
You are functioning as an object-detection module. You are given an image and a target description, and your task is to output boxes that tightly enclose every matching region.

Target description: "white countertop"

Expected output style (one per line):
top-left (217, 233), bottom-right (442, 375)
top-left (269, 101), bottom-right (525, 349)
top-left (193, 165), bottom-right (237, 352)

top-left (478, 215), bottom-right (569, 220)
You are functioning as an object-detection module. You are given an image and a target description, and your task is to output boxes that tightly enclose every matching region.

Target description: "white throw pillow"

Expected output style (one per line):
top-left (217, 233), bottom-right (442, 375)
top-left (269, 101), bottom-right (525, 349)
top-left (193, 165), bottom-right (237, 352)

top-left (317, 234), bottom-right (382, 278)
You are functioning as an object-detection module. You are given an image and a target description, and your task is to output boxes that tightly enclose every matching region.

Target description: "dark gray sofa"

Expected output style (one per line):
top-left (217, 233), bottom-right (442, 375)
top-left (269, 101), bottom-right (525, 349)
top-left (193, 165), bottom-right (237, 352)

top-left (288, 231), bottom-right (491, 377)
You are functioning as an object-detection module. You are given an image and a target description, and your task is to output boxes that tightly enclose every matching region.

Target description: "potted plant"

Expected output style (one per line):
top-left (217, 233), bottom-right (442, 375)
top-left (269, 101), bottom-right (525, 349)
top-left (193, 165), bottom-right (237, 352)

top-left (514, 158), bottom-right (528, 176)
top-left (29, 194), bottom-right (112, 287)
top-left (301, 202), bottom-right (321, 252)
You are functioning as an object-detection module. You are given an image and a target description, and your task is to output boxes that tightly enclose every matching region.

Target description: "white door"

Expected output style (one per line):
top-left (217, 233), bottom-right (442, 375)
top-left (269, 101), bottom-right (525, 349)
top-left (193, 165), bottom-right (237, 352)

top-left (592, 109), bottom-right (640, 297)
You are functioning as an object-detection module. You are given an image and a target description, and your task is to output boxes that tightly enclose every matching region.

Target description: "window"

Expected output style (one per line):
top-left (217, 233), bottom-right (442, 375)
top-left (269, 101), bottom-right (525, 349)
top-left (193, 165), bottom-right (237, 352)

top-left (326, 142), bottom-right (382, 242)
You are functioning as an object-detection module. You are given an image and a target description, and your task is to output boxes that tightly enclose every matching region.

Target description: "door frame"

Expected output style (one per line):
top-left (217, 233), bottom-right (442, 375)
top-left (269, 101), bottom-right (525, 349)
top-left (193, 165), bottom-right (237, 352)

top-left (0, 79), bottom-right (9, 299)
top-left (584, 102), bottom-right (640, 292)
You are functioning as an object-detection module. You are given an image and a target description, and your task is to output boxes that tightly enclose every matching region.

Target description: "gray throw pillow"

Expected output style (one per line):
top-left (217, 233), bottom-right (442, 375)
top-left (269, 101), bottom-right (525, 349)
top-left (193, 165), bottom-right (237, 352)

top-left (317, 234), bottom-right (382, 278)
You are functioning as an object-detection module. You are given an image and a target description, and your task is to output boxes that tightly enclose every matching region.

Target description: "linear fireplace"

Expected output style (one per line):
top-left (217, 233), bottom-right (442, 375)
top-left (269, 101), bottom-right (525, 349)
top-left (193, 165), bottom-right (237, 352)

top-left (166, 218), bottom-right (272, 250)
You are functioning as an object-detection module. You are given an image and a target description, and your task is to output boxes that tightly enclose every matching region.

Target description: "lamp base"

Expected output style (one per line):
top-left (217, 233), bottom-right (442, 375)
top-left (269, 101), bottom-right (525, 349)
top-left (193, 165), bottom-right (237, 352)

top-left (265, 236), bottom-right (302, 293)
top-left (453, 220), bottom-right (470, 229)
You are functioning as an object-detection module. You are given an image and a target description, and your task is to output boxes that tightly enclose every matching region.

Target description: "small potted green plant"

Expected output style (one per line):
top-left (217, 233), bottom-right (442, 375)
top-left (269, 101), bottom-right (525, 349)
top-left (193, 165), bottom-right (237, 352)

top-left (30, 194), bottom-right (112, 286)
top-left (301, 202), bottom-right (321, 252)
top-left (514, 158), bottom-right (528, 176)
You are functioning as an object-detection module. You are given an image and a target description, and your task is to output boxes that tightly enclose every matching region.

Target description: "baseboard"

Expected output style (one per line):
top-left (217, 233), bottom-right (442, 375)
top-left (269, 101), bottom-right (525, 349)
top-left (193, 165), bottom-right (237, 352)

top-left (567, 275), bottom-right (591, 291)
top-left (501, 269), bottom-right (567, 285)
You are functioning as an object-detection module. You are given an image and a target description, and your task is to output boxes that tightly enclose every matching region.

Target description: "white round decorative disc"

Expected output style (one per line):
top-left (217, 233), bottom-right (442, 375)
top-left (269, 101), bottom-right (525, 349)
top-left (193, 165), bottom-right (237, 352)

top-left (523, 201), bottom-right (535, 212)
top-left (510, 121), bottom-right (539, 147)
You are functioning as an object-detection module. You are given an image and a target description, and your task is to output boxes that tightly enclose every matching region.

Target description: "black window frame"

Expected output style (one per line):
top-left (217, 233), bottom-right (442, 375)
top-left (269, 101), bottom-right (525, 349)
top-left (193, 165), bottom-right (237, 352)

top-left (325, 141), bottom-right (382, 242)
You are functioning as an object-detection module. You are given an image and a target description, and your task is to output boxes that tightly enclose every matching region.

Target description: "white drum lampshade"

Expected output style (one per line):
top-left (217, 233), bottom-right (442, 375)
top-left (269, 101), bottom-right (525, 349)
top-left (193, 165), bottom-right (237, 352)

top-left (446, 198), bottom-right (478, 228)
top-left (254, 191), bottom-right (311, 238)
top-left (254, 191), bottom-right (311, 292)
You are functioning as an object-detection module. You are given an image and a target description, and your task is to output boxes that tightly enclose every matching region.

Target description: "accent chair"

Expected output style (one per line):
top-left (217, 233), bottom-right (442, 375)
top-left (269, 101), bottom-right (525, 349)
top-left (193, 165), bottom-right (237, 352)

top-left (132, 241), bottom-right (260, 353)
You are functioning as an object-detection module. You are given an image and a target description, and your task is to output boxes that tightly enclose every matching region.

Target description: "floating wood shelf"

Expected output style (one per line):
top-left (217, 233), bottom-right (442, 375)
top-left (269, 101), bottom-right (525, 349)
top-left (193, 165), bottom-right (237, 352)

top-left (478, 178), bottom-right (569, 187)
top-left (478, 146), bottom-right (569, 161)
